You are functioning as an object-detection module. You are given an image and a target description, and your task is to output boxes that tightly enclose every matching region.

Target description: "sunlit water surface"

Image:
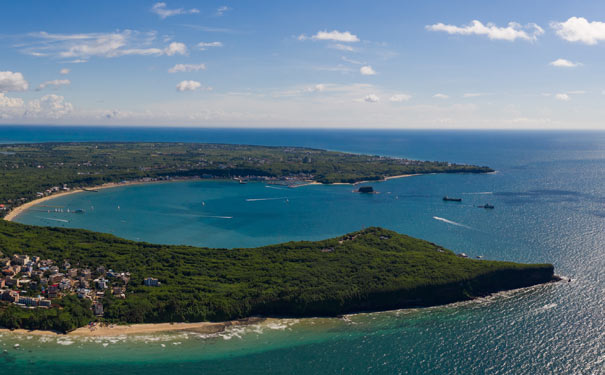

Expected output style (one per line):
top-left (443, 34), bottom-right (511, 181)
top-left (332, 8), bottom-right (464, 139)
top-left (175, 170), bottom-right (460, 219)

top-left (2, 127), bottom-right (604, 374)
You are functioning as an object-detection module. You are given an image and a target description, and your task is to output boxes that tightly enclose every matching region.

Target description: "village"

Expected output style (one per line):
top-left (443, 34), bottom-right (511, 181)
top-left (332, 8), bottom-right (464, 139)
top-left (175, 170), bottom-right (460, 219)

top-left (0, 251), bottom-right (137, 317)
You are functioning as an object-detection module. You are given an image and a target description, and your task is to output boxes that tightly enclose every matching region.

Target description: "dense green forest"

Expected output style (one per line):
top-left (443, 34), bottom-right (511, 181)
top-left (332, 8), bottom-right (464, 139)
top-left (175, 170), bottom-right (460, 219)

top-left (0, 221), bottom-right (555, 332)
top-left (0, 142), bottom-right (492, 211)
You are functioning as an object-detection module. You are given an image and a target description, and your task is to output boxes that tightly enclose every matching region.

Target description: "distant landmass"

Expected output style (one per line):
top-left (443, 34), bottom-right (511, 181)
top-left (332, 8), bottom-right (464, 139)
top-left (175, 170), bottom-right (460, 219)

top-left (0, 142), bottom-right (492, 215)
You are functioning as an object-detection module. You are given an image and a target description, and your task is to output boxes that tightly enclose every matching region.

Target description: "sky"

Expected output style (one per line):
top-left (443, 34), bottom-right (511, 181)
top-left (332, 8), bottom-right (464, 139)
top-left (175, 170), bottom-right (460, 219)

top-left (1, 0), bottom-right (605, 129)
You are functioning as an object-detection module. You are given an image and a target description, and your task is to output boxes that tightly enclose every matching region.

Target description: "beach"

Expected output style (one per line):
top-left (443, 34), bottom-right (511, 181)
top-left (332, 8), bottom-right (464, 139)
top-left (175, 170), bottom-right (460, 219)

top-left (2, 174), bottom-right (422, 222)
top-left (0, 318), bottom-right (265, 337)
top-left (3, 180), bottom-right (164, 222)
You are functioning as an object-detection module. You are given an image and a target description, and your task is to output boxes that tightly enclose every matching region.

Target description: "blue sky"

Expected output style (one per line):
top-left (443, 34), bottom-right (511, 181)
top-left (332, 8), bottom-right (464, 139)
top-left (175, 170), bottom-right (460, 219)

top-left (1, 1), bottom-right (605, 128)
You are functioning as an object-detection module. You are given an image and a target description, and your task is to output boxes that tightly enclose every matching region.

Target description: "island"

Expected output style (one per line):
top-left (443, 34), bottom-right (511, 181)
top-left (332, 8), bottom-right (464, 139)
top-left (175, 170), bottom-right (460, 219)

top-left (0, 142), bottom-right (557, 334)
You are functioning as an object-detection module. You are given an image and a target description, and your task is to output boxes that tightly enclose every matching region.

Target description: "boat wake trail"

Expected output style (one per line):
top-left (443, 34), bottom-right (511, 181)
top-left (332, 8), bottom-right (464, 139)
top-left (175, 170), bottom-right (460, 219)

top-left (246, 197), bottom-right (288, 202)
top-left (198, 215), bottom-right (233, 219)
top-left (432, 216), bottom-right (472, 229)
top-left (265, 185), bottom-right (288, 190)
top-left (36, 217), bottom-right (69, 223)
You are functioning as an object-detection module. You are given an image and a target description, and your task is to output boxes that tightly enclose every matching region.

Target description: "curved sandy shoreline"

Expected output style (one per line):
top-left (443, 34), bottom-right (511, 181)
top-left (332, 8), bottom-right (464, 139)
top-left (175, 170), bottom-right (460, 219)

top-left (2, 181), bottom-right (150, 222)
top-left (3, 174), bottom-right (422, 222)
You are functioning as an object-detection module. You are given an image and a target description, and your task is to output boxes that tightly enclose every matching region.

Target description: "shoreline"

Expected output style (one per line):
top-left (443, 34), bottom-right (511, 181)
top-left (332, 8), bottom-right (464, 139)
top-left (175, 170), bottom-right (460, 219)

top-left (3, 173), bottom-right (423, 221)
top-left (0, 317), bottom-right (266, 337)
top-left (2, 181), bottom-right (154, 222)
top-left (0, 277), bottom-right (561, 337)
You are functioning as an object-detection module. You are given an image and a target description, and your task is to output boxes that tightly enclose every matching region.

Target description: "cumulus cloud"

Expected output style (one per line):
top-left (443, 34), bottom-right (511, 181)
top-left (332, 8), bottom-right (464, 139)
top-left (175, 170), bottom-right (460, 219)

top-left (168, 63), bottom-right (206, 73)
top-left (60, 68), bottom-right (70, 75)
top-left (197, 41), bottom-right (223, 50)
top-left (433, 93), bottom-right (449, 99)
top-left (37, 79), bottom-right (71, 91)
top-left (363, 94), bottom-right (380, 103)
top-left (426, 20), bottom-right (544, 41)
top-left (176, 80), bottom-right (204, 92)
top-left (549, 58), bottom-right (581, 68)
top-left (25, 94), bottom-right (73, 118)
top-left (360, 66), bottom-right (376, 75)
top-left (151, 2), bottom-right (199, 19)
top-left (0, 93), bottom-right (24, 108)
top-left (299, 30), bottom-right (360, 42)
top-left (551, 17), bottom-right (605, 45)
top-left (389, 94), bottom-right (411, 102)
top-left (164, 42), bottom-right (187, 56)
top-left (216, 6), bottom-right (231, 16)
top-left (23, 31), bottom-right (187, 59)
top-left (555, 93), bottom-right (570, 101)
top-left (0, 71), bottom-right (29, 92)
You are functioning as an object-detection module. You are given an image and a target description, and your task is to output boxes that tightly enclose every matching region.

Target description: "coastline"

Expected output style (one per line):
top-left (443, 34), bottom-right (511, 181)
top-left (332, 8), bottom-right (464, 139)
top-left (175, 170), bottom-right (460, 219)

top-left (0, 317), bottom-right (266, 337)
top-left (3, 173), bottom-right (423, 221)
top-left (2, 181), bottom-right (153, 222)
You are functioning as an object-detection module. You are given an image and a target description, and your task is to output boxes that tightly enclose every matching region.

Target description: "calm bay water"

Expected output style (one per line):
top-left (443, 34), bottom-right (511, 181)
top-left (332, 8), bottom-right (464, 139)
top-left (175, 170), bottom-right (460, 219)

top-left (1, 126), bottom-right (604, 374)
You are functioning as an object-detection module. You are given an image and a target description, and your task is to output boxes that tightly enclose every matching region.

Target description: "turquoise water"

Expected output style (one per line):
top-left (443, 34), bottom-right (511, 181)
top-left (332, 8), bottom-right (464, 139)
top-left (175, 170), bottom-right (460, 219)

top-left (2, 127), bottom-right (605, 374)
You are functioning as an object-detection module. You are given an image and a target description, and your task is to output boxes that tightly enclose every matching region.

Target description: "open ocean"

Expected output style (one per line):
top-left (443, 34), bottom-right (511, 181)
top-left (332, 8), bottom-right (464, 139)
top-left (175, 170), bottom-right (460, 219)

top-left (1, 126), bottom-right (604, 374)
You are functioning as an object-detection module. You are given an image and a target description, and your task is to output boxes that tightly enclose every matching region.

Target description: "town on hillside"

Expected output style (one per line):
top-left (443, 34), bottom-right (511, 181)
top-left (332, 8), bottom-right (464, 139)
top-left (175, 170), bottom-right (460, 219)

top-left (0, 251), bottom-right (143, 317)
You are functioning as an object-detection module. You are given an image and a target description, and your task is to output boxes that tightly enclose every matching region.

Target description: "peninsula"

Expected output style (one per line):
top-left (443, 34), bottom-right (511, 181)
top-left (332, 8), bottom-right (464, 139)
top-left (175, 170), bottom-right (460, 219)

top-left (0, 142), bottom-right (557, 334)
top-left (0, 142), bottom-right (492, 216)
top-left (0, 222), bottom-right (556, 333)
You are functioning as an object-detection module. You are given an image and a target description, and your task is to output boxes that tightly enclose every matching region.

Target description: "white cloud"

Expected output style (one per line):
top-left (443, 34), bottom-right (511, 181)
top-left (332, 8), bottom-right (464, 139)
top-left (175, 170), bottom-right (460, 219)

top-left (342, 56), bottom-right (363, 65)
top-left (37, 79), bottom-right (71, 91)
top-left (216, 6), bottom-right (231, 16)
top-left (0, 93), bottom-right (24, 108)
top-left (426, 20), bottom-right (544, 41)
top-left (59, 68), bottom-right (70, 75)
top-left (433, 93), bottom-right (449, 99)
top-left (389, 94), bottom-right (411, 102)
top-left (164, 42), bottom-right (187, 56)
top-left (176, 80), bottom-right (203, 92)
top-left (555, 93), bottom-right (570, 101)
top-left (197, 41), bottom-right (223, 50)
top-left (551, 17), bottom-right (605, 45)
top-left (363, 94), bottom-right (380, 103)
top-left (304, 84), bottom-right (326, 93)
top-left (151, 2), bottom-right (199, 19)
top-left (168, 63), bottom-right (206, 73)
top-left (330, 43), bottom-right (356, 52)
top-left (299, 30), bottom-right (360, 42)
top-left (0, 71), bottom-right (29, 92)
top-left (360, 66), bottom-right (376, 75)
top-left (549, 58), bottom-right (581, 68)
top-left (0, 93), bottom-right (25, 119)
top-left (25, 94), bottom-right (73, 118)
top-left (24, 31), bottom-right (186, 59)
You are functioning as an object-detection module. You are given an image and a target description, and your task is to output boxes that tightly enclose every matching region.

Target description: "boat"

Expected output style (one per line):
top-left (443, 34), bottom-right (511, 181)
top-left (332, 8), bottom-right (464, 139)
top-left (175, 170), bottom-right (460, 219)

top-left (443, 196), bottom-right (462, 202)
top-left (74, 209), bottom-right (85, 214)
top-left (479, 204), bottom-right (495, 209)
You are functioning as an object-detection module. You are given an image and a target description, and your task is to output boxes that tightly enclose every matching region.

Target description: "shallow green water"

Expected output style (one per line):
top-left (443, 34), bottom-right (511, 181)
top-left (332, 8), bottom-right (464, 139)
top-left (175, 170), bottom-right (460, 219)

top-left (3, 128), bottom-right (604, 373)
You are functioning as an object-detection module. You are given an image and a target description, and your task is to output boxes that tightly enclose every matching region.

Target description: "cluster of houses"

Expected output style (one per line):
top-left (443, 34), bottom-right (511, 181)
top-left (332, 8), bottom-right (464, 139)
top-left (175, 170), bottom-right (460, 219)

top-left (1, 252), bottom-right (133, 316)
top-left (35, 184), bottom-right (71, 198)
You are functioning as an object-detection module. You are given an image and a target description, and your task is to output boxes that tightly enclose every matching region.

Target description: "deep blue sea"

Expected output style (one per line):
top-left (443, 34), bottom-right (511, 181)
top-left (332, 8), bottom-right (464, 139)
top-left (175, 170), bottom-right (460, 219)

top-left (1, 126), bottom-right (604, 374)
